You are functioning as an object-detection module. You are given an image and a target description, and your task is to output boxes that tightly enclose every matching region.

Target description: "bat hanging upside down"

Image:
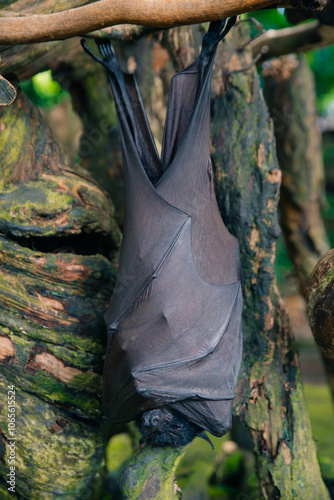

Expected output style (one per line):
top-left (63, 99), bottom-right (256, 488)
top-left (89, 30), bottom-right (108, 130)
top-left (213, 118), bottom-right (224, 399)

top-left (82, 17), bottom-right (243, 449)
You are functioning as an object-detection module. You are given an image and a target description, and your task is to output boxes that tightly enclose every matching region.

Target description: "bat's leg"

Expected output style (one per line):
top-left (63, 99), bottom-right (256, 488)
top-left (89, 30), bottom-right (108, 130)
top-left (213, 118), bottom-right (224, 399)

top-left (198, 17), bottom-right (237, 81)
top-left (137, 408), bottom-right (214, 449)
top-left (82, 38), bottom-right (162, 182)
top-left (81, 39), bottom-right (133, 125)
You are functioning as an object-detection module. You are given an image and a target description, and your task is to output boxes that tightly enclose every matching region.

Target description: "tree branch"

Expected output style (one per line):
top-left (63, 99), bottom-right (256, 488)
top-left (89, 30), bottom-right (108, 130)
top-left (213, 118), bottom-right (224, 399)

top-left (251, 20), bottom-right (334, 62)
top-left (120, 445), bottom-right (185, 499)
top-left (0, 75), bottom-right (16, 104)
top-left (306, 249), bottom-right (334, 399)
top-left (307, 250), bottom-right (334, 384)
top-left (0, 0), bottom-right (327, 45)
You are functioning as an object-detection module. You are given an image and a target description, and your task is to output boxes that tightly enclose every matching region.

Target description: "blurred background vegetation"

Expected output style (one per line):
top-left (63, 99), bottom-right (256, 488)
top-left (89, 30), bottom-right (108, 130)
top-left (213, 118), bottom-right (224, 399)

top-left (17, 9), bottom-right (334, 499)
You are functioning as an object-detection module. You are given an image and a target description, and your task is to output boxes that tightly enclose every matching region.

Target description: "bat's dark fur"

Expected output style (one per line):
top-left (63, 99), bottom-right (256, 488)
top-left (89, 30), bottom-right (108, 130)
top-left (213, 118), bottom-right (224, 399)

top-left (137, 408), bottom-right (202, 448)
top-left (81, 17), bottom-right (242, 449)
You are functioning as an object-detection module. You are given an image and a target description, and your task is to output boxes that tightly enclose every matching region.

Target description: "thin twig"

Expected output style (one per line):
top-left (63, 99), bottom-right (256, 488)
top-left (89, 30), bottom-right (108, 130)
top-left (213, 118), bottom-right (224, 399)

top-left (225, 45), bottom-right (269, 75)
top-left (251, 20), bottom-right (334, 62)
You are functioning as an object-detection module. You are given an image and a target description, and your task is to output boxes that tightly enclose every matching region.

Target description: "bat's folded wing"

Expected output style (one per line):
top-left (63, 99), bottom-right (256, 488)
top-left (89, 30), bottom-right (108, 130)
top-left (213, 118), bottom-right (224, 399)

top-left (103, 218), bottom-right (243, 434)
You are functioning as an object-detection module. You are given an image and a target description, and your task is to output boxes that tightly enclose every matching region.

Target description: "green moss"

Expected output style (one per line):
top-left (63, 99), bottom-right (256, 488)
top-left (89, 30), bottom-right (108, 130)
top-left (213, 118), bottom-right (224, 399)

top-left (106, 433), bottom-right (134, 472)
top-left (0, 378), bottom-right (105, 499)
top-left (0, 108), bottom-right (26, 168)
top-left (304, 384), bottom-right (334, 481)
top-left (120, 445), bottom-right (185, 499)
top-left (0, 174), bottom-right (117, 237)
top-left (176, 434), bottom-right (225, 499)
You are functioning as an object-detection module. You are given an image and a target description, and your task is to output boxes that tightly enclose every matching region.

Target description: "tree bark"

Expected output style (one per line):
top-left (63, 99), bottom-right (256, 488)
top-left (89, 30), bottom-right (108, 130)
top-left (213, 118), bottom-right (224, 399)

top-left (251, 21), bottom-right (334, 63)
top-left (120, 445), bottom-right (185, 499)
top-left (53, 48), bottom-right (125, 224)
top-left (0, 75), bottom-right (16, 104)
top-left (0, 0), bottom-right (327, 45)
top-left (306, 249), bottom-right (334, 398)
top-left (262, 56), bottom-right (334, 402)
top-left (0, 28), bottom-right (160, 82)
top-left (0, 90), bottom-right (121, 499)
top-left (262, 55), bottom-right (329, 295)
top-left (211, 25), bottom-right (329, 499)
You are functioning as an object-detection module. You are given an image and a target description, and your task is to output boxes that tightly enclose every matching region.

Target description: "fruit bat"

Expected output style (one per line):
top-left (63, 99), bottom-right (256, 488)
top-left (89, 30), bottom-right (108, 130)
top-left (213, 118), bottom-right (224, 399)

top-left (81, 17), bottom-right (243, 448)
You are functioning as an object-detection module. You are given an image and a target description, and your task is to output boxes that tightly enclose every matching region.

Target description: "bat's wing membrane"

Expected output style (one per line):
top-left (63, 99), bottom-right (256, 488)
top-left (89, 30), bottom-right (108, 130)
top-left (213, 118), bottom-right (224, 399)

top-left (104, 219), bottom-right (242, 435)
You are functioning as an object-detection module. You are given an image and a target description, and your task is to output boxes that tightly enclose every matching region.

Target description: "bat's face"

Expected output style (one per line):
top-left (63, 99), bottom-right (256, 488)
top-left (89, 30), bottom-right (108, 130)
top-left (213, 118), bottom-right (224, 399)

top-left (136, 408), bottom-right (200, 448)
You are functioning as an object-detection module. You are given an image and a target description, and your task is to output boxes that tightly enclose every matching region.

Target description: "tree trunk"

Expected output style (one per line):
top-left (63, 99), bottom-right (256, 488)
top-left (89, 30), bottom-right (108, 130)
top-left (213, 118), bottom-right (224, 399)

top-left (307, 249), bottom-right (334, 398)
top-left (262, 55), bottom-right (333, 401)
top-left (211, 25), bottom-right (329, 499)
top-left (0, 89), bottom-right (121, 499)
top-left (262, 54), bottom-right (329, 295)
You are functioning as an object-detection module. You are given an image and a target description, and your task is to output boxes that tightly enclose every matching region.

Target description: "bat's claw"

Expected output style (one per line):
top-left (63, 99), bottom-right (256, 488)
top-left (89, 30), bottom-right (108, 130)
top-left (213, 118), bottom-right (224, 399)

top-left (80, 39), bottom-right (104, 65)
top-left (81, 38), bottom-right (119, 74)
top-left (201, 17), bottom-right (237, 62)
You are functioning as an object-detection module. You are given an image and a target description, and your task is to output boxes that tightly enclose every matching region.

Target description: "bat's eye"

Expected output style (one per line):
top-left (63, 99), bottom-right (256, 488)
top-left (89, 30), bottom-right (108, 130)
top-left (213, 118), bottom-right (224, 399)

top-left (151, 416), bottom-right (159, 426)
top-left (141, 414), bottom-right (151, 427)
top-left (141, 410), bottom-right (161, 427)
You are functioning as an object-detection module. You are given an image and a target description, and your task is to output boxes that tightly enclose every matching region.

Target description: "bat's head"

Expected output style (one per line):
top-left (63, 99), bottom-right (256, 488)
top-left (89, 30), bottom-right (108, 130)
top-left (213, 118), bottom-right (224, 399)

top-left (136, 407), bottom-right (214, 449)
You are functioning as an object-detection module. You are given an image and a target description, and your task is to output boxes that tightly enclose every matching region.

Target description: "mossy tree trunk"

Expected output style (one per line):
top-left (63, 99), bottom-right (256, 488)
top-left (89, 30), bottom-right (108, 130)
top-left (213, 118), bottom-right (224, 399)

top-left (0, 90), bottom-right (121, 499)
top-left (307, 249), bottom-right (334, 398)
top-left (211, 26), bottom-right (329, 499)
top-left (262, 55), bottom-right (329, 295)
top-left (262, 55), bottom-right (333, 401)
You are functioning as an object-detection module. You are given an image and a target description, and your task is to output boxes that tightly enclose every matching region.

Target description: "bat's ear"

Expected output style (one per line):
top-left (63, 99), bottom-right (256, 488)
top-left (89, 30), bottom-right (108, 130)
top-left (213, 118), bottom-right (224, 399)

top-left (197, 429), bottom-right (214, 450)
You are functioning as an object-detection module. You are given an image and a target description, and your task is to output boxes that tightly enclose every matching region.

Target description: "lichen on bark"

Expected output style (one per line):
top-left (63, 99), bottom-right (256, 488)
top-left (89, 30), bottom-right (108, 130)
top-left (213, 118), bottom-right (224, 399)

top-left (0, 90), bottom-right (120, 498)
top-left (262, 54), bottom-right (330, 295)
top-left (211, 24), bottom-right (330, 499)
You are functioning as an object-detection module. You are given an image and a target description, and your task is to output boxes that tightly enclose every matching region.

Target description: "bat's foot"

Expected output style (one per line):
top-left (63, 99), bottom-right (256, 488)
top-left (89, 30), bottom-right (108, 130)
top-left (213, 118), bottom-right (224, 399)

top-left (137, 407), bottom-right (213, 449)
top-left (201, 17), bottom-right (237, 59)
top-left (81, 38), bottom-right (120, 75)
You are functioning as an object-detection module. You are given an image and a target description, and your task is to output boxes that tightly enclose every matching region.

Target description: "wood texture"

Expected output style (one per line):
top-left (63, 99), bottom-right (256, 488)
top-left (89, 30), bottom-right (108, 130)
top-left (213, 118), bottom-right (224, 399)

top-left (262, 56), bottom-right (334, 402)
top-left (0, 75), bottom-right (16, 105)
top-left (262, 55), bottom-right (330, 295)
top-left (307, 250), bottom-right (334, 396)
top-left (251, 21), bottom-right (334, 62)
top-left (0, 26), bottom-right (159, 82)
top-left (0, 90), bottom-right (121, 498)
top-left (211, 25), bottom-right (329, 499)
top-left (62, 47), bottom-right (124, 224)
top-left (0, 0), bottom-right (327, 45)
top-left (120, 445), bottom-right (185, 499)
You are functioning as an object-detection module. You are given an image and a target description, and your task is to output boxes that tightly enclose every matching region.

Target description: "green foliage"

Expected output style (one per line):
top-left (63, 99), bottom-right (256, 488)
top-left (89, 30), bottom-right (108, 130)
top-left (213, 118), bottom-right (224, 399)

top-left (247, 8), bottom-right (334, 113)
top-left (176, 435), bottom-right (258, 499)
top-left (322, 193), bottom-right (334, 247)
top-left (243, 8), bottom-right (289, 32)
top-left (19, 70), bottom-right (69, 108)
top-left (304, 384), bottom-right (334, 489)
top-left (307, 47), bottom-right (334, 113)
top-left (106, 433), bottom-right (134, 472)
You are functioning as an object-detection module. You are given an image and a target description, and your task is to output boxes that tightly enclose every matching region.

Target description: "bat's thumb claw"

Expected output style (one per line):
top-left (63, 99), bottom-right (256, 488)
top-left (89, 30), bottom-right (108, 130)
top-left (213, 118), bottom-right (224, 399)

top-left (197, 429), bottom-right (214, 450)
